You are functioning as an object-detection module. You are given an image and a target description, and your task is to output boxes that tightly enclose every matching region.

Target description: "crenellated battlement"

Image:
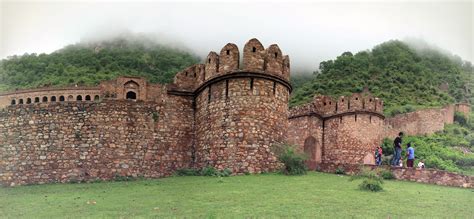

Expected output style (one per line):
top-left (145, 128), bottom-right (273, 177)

top-left (170, 38), bottom-right (291, 92)
top-left (289, 92), bottom-right (384, 119)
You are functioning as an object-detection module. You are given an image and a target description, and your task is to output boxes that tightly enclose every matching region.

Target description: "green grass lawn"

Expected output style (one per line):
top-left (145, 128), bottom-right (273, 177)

top-left (1, 172), bottom-right (473, 218)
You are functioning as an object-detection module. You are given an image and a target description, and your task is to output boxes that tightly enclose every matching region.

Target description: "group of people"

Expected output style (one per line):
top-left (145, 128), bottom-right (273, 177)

top-left (375, 132), bottom-right (425, 168)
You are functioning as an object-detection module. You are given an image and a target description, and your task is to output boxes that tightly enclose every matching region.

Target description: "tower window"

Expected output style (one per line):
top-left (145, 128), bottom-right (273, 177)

top-left (252, 47), bottom-right (256, 52)
top-left (274, 52), bottom-right (278, 58)
top-left (250, 78), bottom-right (254, 90)
top-left (226, 50), bottom-right (230, 55)
top-left (225, 80), bottom-right (229, 98)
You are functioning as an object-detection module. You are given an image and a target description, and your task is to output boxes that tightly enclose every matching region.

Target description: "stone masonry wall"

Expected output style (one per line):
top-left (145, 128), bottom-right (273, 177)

top-left (194, 78), bottom-right (289, 173)
top-left (0, 97), bottom-right (194, 186)
top-left (384, 105), bottom-right (454, 138)
top-left (391, 167), bottom-right (473, 188)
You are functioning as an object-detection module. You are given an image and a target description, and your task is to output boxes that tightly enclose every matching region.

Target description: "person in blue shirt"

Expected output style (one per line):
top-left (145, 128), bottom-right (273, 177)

top-left (406, 143), bottom-right (415, 168)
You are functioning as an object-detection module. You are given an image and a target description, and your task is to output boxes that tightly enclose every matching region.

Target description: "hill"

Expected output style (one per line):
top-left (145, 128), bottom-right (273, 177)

top-left (0, 36), bottom-right (200, 91)
top-left (290, 40), bottom-right (473, 116)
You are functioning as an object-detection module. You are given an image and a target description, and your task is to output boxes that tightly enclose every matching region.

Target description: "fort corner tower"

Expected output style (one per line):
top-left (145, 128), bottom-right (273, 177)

top-left (171, 38), bottom-right (292, 173)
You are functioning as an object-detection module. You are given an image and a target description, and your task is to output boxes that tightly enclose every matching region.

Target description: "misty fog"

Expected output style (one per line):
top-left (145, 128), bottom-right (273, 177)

top-left (1, 1), bottom-right (472, 74)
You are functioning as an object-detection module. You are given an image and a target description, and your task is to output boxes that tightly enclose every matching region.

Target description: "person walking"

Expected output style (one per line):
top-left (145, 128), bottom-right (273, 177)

top-left (391, 132), bottom-right (403, 166)
top-left (406, 143), bottom-right (415, 168)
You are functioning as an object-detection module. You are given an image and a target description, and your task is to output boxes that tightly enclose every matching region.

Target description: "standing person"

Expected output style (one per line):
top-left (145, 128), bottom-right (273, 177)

top-left (406, 143), bottom-right (415, 168)
top-left (391, 132), bottom-right (403, 166)
top-left (375, 146), bottom-right (383, 166)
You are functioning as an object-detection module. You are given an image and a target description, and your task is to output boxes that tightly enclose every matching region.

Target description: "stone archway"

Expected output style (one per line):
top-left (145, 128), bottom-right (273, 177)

top-left (124, 80), bottom-right (139, 100)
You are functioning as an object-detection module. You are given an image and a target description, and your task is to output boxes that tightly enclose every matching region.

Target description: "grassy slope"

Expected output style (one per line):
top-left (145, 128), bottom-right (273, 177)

top-left (1, 172), bottom-right (472, 218)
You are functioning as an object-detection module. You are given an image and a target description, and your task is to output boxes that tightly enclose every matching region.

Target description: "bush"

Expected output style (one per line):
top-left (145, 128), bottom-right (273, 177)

top-left (335, 167), bottom-right (346, 175)
top-left (379, 169), bottom-right (395, 180)
top-left (200, 166), bottom-right (219, 176)
top-left (175, 168), bottom-right (199, 176)
top-left (277, 144), bottom-right (307, 175)
top-left (359, 178), bottom-right (384, 192)
top-left (350, 168), bottom-right (384, 192)
top-left (218, 168), bottom-right (232, 177)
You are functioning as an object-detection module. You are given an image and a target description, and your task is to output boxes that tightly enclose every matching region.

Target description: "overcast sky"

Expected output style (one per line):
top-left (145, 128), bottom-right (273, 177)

top-left (1, 0), bottom-right (473, 72)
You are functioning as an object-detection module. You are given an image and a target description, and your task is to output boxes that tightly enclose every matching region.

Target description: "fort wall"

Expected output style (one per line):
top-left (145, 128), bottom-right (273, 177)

top-left (287, 93), bottom-right (385, 171)
top-left (383, 105), bottom-right (455, 138)
top-left (0, 96), bottom-right (194, 186)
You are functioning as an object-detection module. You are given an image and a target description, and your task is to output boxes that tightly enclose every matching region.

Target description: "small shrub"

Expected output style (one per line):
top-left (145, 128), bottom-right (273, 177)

top-left (277, 145), bottom-right (307, 175)
top-left (359, 178), bottom-right (384, 192)
top-left (379, 169), bottom-right (395, 180)
top-left (335, 167), bottom-right (346, 175)
top-left (218, 168), bottom-right (232, 177)
top-left (175, 168), bottom-right (199, 176)
top-left (201, 166), bottom-right (218, 176)
top-left (350, 168), bottom-right (384, 192)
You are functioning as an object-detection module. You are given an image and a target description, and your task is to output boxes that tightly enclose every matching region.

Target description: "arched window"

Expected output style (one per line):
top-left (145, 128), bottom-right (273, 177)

top-left (76, 95), bottom-right (82, 101)
top-left (85, 95), bottom-right (91, 101)
top-left (42, 96), bottom-right (48, 102)
top-left (59, 96), bottom-right (65, 102)
top-left (126, 91), bottom-right (137, 100)
top-left (51, 96), bottom-right (57, 102)
top-left (19, 99), bottom-right (24, 104)
top-left (94, 95), bottom-right (100, 102)
top-left (26, 98), bottom-right (32, 104)
top-left (34, 97), bottom-right (40, 103)
top-left (11, 99), bottom-right (16, 105)
top-left (67, 95), bottom-right (73, 101)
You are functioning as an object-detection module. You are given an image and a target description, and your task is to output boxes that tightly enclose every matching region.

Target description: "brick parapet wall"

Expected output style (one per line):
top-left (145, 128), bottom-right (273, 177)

top-left (0, 98), bottom-right (194, 186)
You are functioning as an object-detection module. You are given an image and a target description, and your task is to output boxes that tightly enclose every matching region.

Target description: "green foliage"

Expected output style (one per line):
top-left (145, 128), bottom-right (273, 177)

top-left (200, 166), bottom-right (219, 176)
top-left (276, 144), bottom-right (308, 175)
top-left (359, 178), bottom-right (384, 192)
top-left (350, 168), bottom-right (384, 192)
top-left (290, 40), bottom-right (473, 116)
top-left (0, 36), bottom-right (200, 91)
top-left (454, 112), bottom-right (467, 126)
top-left (335, 167), bottom-right (346, 175)
top-left (394, 120), bottom-right (474, 174)
top-left (175, 167), bottom-right (233, 177)
top-left (175, 168), bottom-right (200, 176)
top-left (379, 169), bottom-right (395, 180)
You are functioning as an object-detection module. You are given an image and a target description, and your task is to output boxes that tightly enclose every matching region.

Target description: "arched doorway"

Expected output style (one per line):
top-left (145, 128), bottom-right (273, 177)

top-left (123, 80), bottom-right (139, 100)
top-left (126, 91), bottom-right (137, 100)
top-left (304, 136), bottom-right (321, 170)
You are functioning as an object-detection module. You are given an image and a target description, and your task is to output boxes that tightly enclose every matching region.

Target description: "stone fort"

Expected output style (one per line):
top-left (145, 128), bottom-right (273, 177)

top-left (0, 38), bottom-right (471, 186)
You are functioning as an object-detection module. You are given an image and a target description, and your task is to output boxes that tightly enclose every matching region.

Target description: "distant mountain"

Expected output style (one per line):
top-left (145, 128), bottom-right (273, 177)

top-left (0, 36), bottom-right (200, 91)
top-left (290, 40), bottom-right (473, 115)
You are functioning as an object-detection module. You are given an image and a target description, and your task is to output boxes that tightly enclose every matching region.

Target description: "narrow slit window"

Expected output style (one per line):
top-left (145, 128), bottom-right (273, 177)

top-left (208, 86), bottom-right (212, 103)
top-left (273, 82), bottom-right (276, 95)
top-left (355, 114), bottom-right (357, 121)
top-left (252, 47), bottom-right (256, 52)
top-left (225, 80), bottom-right (229, 98)
top-left (250, 78), bottom-right (254, 91)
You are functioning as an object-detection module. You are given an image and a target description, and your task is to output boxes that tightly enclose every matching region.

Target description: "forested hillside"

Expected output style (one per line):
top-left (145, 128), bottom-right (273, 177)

top-left (290, 40), bottom-right (473, 116)
top-left (0, 37), bottom-right (200, 91)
